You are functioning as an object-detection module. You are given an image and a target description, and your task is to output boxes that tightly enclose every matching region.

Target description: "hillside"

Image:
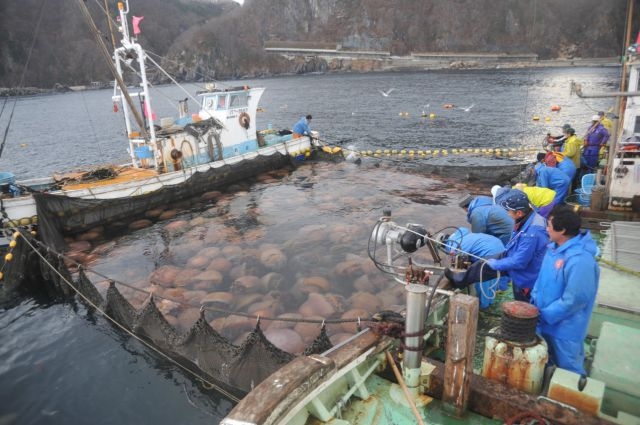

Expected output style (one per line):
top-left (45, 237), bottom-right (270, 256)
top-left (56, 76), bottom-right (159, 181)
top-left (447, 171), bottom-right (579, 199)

top-left (0, 0), bottom-right (636, 88)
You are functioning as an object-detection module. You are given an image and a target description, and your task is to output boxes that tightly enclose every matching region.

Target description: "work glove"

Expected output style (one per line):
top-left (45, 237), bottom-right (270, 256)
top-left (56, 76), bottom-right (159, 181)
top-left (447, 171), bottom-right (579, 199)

top-left (485, 258), bottom-right (499, 269)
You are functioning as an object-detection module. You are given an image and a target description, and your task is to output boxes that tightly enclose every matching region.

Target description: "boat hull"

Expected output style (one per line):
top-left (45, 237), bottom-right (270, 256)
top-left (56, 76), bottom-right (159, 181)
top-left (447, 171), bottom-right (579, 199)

top-left (2, 137), bottom-right (313, 247)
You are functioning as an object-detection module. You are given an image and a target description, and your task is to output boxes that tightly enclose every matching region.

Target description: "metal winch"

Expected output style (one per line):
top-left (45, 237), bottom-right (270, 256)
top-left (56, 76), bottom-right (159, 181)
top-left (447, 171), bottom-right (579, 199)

top-left (481, 301), bottom-right (549, 394)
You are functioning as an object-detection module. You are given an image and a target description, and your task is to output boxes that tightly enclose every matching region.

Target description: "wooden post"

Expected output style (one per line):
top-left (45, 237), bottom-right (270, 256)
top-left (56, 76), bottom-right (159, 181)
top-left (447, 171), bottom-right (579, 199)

top-left (442, 293), bottom-right (478, 417)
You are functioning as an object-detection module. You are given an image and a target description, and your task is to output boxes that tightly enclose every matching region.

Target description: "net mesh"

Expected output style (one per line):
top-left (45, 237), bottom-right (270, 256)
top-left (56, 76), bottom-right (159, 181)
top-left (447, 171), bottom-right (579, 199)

top-left (4, 241), bottom-right (333, 396)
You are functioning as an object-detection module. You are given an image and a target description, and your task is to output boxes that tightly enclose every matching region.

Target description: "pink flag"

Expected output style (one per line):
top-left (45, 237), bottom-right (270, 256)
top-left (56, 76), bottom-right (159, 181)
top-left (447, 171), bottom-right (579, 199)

top-left (132, 16), bottom-right (144, 36)
top-left (143, 101), bottom-right (156, 121)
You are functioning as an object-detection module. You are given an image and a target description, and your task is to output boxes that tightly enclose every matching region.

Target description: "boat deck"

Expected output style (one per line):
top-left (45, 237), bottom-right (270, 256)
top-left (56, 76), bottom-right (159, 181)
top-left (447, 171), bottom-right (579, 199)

top-left (589, 222), bottom-right (640, 337)
top-left (59, 167), bottom-right (158, 191)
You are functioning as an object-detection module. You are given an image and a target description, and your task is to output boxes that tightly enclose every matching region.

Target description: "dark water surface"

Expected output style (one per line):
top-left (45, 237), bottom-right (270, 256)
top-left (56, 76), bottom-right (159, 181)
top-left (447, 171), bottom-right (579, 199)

top-left (0, 67), bottom-right (620, 424)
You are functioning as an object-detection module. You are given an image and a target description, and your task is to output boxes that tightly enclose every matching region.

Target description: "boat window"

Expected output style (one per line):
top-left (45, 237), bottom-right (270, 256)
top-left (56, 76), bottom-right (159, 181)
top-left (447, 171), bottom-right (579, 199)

top-left (203, 96), bottom-right (216, 110)
top-left (217, 95), bottom-right (228, 110)
top-left (229, 93), bottom-right (248, 109)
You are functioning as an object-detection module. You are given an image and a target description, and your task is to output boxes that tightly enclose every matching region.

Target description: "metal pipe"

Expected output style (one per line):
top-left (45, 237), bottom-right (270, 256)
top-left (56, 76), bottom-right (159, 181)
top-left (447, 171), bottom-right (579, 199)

top-left (575, 90), bottom-right (640, 99)
top-left (403, 283), bottom-right (429, 389)
top-left (608, 0), bottom-right (635, 201)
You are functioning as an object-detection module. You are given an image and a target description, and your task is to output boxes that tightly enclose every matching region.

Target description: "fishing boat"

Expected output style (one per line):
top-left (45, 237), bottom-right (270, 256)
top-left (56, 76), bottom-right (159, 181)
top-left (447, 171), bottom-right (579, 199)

top-left (568, 43), bottom-right (640, 226)
top-left (0, 0), bottom-right (322, 248)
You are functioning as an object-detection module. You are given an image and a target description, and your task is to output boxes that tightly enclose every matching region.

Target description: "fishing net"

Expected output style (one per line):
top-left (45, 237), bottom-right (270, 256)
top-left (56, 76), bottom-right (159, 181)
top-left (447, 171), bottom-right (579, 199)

top-left (35, 150), bottom-right (299, 251)
top-left (3, 243), bottom-right (329, 396)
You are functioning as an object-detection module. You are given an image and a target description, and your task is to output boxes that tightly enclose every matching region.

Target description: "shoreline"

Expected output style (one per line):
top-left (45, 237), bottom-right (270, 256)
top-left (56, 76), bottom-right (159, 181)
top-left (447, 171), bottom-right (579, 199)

top-left (0, 57), bottom-right (621, 96)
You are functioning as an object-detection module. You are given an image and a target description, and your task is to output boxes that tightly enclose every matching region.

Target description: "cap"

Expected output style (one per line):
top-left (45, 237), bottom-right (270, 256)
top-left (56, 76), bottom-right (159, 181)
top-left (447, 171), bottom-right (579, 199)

top-left (458, 194), bottom-right (474, 208)
top-left (494, 185), bottom-right (512, 204)
top-left (591, 114), bottom-right (600, 121)
top-left (562, 123), bottom-right (571, 130)
top-left (499, 190), bottom-right (530, 212)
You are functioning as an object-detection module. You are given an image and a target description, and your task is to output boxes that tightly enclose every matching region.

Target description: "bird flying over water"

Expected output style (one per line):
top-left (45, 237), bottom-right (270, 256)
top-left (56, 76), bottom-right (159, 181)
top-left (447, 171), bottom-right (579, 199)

top-left (459, 104), bottom-right (475, 112)
top-left (379, 88), bottom-right (395, 97)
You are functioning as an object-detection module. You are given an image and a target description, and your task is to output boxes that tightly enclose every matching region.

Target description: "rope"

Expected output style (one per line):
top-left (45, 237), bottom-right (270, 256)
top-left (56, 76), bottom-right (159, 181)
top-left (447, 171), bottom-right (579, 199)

top-left (14, 232), bottom-right (241, 403)
top-left (79, 91), bottom-right (105, 159)
top-left (16, 235), bottom-right (377, 328)
top-left (349, 145), bottom-right (539, 160)
top-left (598, 257), bottom-right (640, 277)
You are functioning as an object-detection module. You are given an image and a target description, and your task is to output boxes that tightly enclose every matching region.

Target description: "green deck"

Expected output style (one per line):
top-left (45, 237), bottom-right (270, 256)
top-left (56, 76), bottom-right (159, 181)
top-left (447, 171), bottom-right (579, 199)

top-left (337, 374), bottom-right (501, 425)
top-left (589, 263), bottom-right (640, 338)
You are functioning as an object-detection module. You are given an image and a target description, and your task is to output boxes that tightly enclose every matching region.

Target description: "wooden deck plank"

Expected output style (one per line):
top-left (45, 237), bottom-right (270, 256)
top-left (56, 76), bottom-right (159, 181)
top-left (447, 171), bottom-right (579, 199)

top-left (59, 167), bottom-right (158, 191)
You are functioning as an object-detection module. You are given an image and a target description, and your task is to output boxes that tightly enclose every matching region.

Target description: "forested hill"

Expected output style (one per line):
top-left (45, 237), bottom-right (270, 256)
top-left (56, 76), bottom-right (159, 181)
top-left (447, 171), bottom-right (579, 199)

top-left (0, 0), bottom-right (636, 88)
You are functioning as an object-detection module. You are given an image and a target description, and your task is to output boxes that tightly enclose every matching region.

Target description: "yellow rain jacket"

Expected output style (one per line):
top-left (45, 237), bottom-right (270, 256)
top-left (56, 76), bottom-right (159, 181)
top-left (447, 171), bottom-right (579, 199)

top-left (515, 184), bottom-right (556, 208)
top-left (562, 135), bottom-right (582, 169)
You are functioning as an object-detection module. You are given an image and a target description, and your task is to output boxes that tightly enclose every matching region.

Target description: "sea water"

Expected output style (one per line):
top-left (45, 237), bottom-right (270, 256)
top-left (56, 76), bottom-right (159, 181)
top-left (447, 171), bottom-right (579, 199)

top-left (0, 67), bottom-right (619, 423)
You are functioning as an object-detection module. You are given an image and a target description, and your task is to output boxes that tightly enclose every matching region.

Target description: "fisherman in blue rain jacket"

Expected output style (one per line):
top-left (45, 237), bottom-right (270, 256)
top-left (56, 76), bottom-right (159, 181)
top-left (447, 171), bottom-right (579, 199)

top-left (555, 154), bottom-right (577, 183)
top-left (442, 227), bottom-right (508, 308)
top-left (460, 195), bottom-right (513, 246)
top-left (530, 204), bottom-right (599, 375)
top-left (446, 190), bottom-right (548, 303)
top-left (532, 160), bottom-right (571, 205)
top-left (292, 114), bottom-right (312, 138)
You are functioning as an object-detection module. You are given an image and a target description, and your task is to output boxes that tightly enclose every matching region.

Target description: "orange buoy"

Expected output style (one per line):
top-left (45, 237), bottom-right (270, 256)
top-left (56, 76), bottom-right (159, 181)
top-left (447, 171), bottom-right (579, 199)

top-left (443, 104), bottom-right (455, 109)
top-left (551, 105), bottom-right (561, 112)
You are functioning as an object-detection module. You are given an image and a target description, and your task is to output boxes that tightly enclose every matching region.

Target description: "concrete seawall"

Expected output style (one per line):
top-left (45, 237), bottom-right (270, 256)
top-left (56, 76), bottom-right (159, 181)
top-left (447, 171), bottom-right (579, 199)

top-left (265, 47), bottom-right (621, 71)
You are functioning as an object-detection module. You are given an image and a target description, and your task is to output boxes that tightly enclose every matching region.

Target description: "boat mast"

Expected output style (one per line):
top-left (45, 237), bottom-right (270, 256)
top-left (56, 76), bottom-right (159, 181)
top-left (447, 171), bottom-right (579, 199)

top-left (115, 1), bottom-right (157, 147)
top-left (74, 0), bottom-right (149, 141)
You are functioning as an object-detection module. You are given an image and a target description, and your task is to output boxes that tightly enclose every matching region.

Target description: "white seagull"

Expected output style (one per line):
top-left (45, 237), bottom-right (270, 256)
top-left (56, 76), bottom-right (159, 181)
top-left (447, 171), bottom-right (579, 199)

top-left (459, 104), bottom-right (475, 112)
top-left (379, 88), bottom-right (395, 97)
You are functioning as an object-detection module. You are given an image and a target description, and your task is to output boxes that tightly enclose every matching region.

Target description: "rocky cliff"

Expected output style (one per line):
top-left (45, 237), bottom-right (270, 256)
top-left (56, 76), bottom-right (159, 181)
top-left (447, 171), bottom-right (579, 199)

top-left (0, 0), bottom-right (636, 88)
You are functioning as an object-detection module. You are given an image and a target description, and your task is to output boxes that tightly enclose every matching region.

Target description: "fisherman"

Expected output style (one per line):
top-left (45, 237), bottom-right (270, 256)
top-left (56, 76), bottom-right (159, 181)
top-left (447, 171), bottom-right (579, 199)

top-left (560, 127), bottom-right (583, 189)
top-left (292, 114), bottom-right (313, 138)
top-left (545, 123), bottom-right (571, 151)
top-left (531, 204), bottom-right (599, 375)
top-left (597, 111), bottom-right (613, 133)
top-left (446, 190), bottom-right (548, 302)
top-left (529, 154), bottom-right (571, 204)
top-left (596, 111), bottom-right (614, 162)
top-left (583, 115), bottom-right (610, 172)
top-left (543, 150), bottom-right (576, 184)
top-left (493, 184), bottom-right (556, 219)
top-left (459, 195), bottom-right (513, 246)
top-left (441, 227), bottom-right (508, 308)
